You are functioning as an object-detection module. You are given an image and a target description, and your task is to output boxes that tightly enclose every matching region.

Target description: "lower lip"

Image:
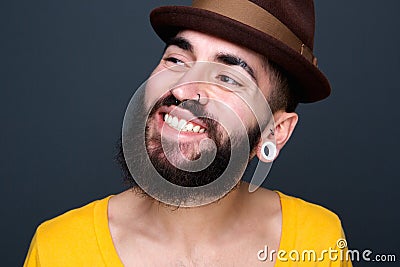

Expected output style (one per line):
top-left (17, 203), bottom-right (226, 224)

top-left (156, 113), bottom-right (208, 140)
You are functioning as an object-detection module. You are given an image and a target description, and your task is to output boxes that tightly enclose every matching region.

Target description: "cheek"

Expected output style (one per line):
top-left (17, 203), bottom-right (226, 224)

top-left (144, 65), bottom-right (166, 108)
top-left (208, 95), bottom-right (257, 135)
top-left (144, 64), bottom-right (186, 109)
top-left (233, 90), bottom-right (271, 130)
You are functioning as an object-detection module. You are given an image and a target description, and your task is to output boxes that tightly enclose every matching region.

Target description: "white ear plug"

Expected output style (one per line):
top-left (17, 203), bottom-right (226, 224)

top-left (261, 141), bottom-right (277, 161)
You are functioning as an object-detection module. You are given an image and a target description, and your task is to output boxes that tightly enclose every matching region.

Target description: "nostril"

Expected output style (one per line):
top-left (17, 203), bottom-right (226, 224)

top-left (163, 93), bottom-right (181, 107)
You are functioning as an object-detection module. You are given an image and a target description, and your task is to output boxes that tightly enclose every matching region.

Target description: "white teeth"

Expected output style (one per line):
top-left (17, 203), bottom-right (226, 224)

top-left (186, 123), bottom-right (193, 131)
top-left (171, 117), bottom-right (179, 127)
top-left (163, 113), bottom-right (206, 133)
top-left (178, 119), bottom-right (187, 130)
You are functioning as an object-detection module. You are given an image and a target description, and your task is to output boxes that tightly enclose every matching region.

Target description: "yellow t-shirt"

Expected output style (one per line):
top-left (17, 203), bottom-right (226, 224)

top-left (24, 191), bottom-right (352, 266)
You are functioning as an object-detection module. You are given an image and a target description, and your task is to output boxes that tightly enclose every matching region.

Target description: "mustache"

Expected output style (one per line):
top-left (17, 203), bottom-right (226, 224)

top-left (149, 93), bottom-right (217, 132)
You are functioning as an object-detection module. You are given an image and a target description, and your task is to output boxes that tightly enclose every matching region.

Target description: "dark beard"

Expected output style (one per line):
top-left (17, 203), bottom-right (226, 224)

top-left (145, 93), bottom-right (235, 187)
top-left (117, 88), bottom-right (263, 205)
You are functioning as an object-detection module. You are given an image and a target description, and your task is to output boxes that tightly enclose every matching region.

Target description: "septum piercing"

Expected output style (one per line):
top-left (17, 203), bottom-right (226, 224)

top-left (175, 94), bottom-right (200, 105)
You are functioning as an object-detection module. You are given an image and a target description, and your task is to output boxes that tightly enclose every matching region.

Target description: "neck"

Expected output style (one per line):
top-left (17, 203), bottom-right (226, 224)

top-left (140, 182), bottom-right (252, 243)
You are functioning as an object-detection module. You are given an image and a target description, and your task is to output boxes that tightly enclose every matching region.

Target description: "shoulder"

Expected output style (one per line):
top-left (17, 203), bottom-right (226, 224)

top-left (277, 191), bottom-right (345, 248)
top-left (279, 191), bottom-right (341, 226)
top-left (27, 196), bottom-right (114, 266)
top-left (37, 197), bottom-right (106, 234)
top-left (35, 196), bottom-right (111, 252)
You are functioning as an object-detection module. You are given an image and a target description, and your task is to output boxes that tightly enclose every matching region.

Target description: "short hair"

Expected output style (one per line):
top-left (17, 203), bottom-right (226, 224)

top-left (263, 58), bottom-right (299, 113)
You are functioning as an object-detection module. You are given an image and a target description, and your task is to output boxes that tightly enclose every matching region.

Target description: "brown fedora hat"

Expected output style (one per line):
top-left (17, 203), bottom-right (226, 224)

top-left (150, 0), bottom-right (331, 103)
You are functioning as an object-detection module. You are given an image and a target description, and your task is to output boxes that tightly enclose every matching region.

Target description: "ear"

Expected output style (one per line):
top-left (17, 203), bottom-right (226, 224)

top-left (256, 111), bottom-right (298, 162)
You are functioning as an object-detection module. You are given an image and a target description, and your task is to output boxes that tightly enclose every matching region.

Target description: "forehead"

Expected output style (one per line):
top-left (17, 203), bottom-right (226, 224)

top-left (175, 30), bottom-right (264, 64)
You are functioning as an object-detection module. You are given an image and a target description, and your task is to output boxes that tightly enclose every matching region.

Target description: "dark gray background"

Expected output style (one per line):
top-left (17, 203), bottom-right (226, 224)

top-left (1, 0), bottom-right (399, 266)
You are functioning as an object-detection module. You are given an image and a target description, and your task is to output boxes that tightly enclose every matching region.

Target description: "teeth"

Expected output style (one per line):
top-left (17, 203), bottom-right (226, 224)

top-left (163, 113), bottom-right (206, 133)
top-left (186, 123), bottom-right (193, 131)
top-left (171, 117), bottom-right (179, 127)
top-left (178, 119), bottom-right (187, 130)
top-left (167, 115), bottom-right (173, 124)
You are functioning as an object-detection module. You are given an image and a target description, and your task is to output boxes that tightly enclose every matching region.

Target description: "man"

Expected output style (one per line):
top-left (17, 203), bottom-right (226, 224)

top-left (24, 0), bottom-right (352, 266)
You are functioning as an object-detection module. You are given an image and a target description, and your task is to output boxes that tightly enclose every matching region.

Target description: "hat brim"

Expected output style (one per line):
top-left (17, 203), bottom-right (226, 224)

top-left (150, 6), bottom-right (331, 103)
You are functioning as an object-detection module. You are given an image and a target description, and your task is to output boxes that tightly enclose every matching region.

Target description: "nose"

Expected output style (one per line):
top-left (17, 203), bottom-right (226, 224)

top-left (170, 64), bottom-right (210, 105)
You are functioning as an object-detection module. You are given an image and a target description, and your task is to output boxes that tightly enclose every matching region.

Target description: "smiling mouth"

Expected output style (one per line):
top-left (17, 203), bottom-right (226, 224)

top-left (163, 113), bottom-right (207, 133)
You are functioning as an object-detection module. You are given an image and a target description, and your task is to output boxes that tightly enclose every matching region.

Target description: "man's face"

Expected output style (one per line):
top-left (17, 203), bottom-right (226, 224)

top-left (142, 30), bottom-right (273, 187)
top-left (121, 30), bottom-right (275, 205)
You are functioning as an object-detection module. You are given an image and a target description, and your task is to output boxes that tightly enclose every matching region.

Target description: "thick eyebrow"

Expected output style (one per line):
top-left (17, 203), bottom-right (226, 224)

top-left (164, 36), bottom-right (193, 53)
top-left (215, 53), bottom-right (257, 83)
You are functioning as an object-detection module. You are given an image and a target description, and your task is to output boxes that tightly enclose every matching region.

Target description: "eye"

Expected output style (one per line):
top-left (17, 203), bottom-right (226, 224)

top-left (217, 75), bottom-right (242, 86)
top-left (164, 57), bottom-right (185, 66)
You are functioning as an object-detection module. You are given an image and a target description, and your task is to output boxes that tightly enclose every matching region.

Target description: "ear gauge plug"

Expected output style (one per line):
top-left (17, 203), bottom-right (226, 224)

top-left (261, 141), bottom-right (277, 161)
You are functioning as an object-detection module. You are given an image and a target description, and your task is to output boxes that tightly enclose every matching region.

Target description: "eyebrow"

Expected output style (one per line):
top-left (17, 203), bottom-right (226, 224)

top-left (215, 53), bottom-right (257, 83)
top-left (163, 37), bottom-right (258, 83)
top-left (164, 36), bottom-right (193, 53)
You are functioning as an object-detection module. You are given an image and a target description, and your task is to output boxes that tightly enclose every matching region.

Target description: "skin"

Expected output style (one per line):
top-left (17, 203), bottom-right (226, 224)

top-left (109, 30), bottom-right (299, 266)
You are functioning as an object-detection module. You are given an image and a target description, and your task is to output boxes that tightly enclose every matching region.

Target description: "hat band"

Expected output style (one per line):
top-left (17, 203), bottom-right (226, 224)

top-left (192, 0), bottom-right (318, 66)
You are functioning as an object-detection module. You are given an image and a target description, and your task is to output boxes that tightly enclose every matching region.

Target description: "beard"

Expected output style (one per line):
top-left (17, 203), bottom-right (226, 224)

top-left (117, 88), bottom-right (263, 206)
top-left (146, 93), bottom-right (238, 187)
